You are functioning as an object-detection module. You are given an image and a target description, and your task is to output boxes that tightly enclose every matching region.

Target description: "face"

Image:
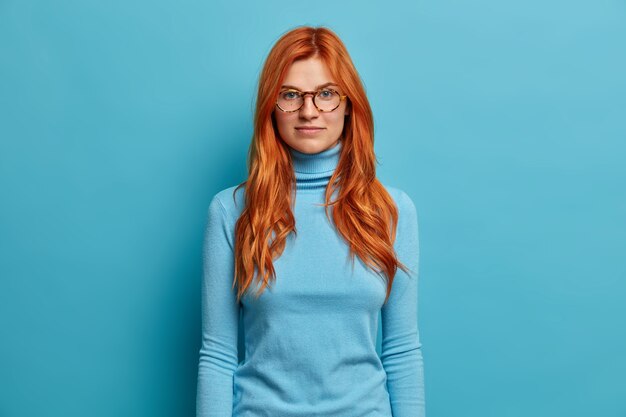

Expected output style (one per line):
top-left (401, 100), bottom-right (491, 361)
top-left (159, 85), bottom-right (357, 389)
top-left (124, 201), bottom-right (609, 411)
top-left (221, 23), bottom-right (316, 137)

top-left (273, 56), bottom-right (350, 154)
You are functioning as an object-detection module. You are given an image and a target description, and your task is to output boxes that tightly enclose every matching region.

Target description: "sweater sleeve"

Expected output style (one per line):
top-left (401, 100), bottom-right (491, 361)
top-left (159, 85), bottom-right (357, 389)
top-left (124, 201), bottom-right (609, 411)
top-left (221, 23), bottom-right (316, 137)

top-left (196, 195), bottom-right (240, 417)
top-left (381, 190), bottom-right (426, 417)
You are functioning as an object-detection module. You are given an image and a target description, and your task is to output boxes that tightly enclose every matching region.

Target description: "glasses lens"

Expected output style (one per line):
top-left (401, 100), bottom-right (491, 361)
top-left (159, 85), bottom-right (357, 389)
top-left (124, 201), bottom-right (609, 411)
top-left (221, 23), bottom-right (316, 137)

top-left (277, 90), bottom-right (302, 111)
top-left (315, 89), bottom-right (341, 111)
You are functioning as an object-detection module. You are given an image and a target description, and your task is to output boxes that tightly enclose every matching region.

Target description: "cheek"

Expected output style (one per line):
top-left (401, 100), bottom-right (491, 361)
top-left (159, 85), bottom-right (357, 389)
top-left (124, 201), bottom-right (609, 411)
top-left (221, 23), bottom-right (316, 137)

top-left (274, 112), bottom-right (291, 132)
top-left (327, 113), bottom-right (346, 131)
top-left (274, 113), bottom-right (299, 142)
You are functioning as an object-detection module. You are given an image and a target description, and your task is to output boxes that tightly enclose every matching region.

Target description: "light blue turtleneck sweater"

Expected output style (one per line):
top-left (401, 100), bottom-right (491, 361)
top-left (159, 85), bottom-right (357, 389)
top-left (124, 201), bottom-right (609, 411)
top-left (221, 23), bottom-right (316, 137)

top-left (196, 140), bottom-right (425, 416)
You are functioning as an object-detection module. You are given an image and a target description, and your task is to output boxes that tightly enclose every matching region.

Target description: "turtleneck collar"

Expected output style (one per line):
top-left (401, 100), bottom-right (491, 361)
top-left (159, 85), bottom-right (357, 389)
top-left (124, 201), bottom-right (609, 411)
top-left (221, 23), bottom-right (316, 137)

top-left (288, 140), bottom-right (342, 192)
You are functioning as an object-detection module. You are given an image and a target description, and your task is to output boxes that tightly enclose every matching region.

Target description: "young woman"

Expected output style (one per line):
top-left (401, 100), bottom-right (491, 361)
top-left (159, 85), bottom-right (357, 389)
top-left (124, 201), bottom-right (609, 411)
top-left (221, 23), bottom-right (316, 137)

top-left (197, 26), bottom-right (425, 417)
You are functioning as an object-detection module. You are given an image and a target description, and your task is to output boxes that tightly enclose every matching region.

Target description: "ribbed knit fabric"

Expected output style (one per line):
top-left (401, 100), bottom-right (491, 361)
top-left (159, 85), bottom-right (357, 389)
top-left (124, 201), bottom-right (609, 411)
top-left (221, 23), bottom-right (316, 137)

top-left (196, 140), bottom-right (425, 417)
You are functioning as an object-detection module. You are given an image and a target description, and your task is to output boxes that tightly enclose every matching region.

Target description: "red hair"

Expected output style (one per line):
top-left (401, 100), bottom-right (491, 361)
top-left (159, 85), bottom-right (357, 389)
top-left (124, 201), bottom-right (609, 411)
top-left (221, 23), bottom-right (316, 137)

top-left (231, 26), bottom-right (410, 304)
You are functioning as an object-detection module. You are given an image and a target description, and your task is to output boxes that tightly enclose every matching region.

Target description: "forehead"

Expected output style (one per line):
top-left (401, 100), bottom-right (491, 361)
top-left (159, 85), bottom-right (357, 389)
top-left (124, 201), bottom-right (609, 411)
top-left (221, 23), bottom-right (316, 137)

top-left (281, 57), bottom-right (336, 90)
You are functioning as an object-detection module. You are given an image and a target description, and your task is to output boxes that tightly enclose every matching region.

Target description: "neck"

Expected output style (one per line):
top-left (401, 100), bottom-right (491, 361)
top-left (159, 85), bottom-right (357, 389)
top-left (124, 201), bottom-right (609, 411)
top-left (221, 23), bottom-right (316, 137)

top-left (288, 141), bottom-right (342, 192)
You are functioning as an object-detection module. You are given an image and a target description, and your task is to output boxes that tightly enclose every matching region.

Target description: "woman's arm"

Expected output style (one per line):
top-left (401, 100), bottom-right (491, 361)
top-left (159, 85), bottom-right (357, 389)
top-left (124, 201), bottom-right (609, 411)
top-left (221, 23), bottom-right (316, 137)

top-left (381, 190), bottom-right (426, 417)
top-left (196, 195), bottom-right (240, 417)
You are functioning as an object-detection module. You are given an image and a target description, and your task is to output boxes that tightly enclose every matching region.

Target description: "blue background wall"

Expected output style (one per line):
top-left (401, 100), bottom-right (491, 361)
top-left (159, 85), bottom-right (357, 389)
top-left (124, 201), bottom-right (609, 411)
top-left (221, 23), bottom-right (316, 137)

top-left (1, 1), bottom-right (624, 416)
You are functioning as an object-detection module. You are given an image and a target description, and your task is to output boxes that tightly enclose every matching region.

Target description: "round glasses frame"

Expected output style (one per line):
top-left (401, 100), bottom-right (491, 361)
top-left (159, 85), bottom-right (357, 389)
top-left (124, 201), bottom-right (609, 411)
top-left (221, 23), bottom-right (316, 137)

top-left (275, 88), bottom-right (348, 113)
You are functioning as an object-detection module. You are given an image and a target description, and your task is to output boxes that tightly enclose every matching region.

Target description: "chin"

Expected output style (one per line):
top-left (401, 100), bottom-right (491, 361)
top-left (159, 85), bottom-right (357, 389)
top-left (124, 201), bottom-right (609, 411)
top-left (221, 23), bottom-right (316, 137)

top-left (295, 139), bottom-right (339, 154)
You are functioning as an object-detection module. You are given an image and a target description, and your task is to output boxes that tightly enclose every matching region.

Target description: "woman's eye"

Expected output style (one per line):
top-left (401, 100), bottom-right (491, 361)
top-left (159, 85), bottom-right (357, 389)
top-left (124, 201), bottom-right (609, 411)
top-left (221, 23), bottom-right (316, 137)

top-left (281, 91), bottom-right (299, 100)
top-left (318, 90), bottom-right (334, 99)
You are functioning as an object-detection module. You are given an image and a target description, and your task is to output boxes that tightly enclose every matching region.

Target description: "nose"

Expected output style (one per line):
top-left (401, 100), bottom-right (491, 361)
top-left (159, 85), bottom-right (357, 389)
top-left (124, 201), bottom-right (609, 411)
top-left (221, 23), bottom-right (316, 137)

top-left (299, 95), bottom-right (319, 119)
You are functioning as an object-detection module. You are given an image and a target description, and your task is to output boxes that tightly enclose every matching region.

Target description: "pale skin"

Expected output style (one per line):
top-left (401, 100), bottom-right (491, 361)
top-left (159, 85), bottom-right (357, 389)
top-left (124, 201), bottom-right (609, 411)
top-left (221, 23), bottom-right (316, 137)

top-left (273, 56), bottom-right (350, 155)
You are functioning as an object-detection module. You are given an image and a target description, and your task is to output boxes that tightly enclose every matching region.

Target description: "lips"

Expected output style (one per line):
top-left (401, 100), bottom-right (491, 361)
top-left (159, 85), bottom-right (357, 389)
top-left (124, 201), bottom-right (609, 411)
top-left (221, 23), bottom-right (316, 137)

top-left (295, 126), bottom-right (325, 131)
top-left (295, 127), bottom-right (324, 134)
top-left (295, 126), bottom-right (325, 136)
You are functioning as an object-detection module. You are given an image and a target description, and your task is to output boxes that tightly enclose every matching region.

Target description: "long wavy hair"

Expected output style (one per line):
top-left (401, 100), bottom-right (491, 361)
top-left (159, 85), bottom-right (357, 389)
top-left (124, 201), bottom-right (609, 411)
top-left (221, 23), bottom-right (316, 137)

top-left (230, 25), bottom-right (411, 304)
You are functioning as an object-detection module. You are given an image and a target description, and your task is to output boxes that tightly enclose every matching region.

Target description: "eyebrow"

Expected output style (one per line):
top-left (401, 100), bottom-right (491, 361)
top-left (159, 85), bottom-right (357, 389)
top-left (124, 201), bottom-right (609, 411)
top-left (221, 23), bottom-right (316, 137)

top-left (280, 82), bottom-right (338, 91)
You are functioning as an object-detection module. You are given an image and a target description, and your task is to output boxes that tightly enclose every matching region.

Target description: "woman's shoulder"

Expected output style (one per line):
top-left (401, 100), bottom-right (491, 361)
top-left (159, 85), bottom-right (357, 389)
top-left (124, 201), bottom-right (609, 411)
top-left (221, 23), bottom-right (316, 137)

top-left (381, 183), bottom-right (418, 216)
top-left (208, 183), bottom-right (246, 222)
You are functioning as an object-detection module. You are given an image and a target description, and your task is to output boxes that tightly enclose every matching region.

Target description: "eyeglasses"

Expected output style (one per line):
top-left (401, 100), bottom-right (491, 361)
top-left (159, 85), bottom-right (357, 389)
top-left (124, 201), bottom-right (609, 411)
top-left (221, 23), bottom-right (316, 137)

top-left (275, 88), bottom-right (348, 113)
